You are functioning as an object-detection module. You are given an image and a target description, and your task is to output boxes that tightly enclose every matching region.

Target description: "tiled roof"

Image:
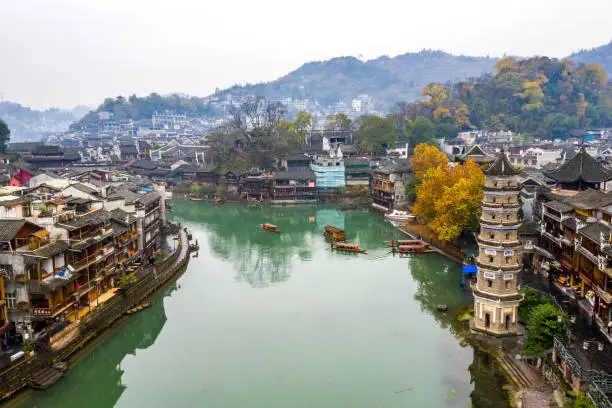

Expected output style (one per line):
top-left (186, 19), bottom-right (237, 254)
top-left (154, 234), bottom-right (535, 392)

top-left (109, 208), bottom-right (137, 226)
top-left (544, 200), bottom-right (574, 213)
top-left (567, 189), bottom-right (612, 210)
top-left (562, 218), bottom-right (577, 231)
top-left (579, 222), bottom-right (612, 244)
top-left (33, 240), bottom-right (69, 258)
top-left (0, 219), bottom-right (27, 241)
top-left (70, 183), bottom-right (98, 195)
top-left (274, 171), bottom-right (315, 181)
top-left (136, 192), bottom-right (160, 207)
top-left (544, 147), bottom-right (612, 184)
top-left (485, 150), bottom-right (520, 176)
top-left (519, 220), bottom-right (539, 235)
top-left (107, 189), bottom-right (141, 204)
top-left (57, 209), bottom-right (109, 230)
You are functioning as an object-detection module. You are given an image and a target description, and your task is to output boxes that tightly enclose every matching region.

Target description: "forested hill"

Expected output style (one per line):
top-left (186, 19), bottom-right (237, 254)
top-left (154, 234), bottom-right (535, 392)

top-left (0, 102), bottom-right (89, 140)
top-left (569, 41), bottom-right (612, 78)
top-left (71, 94), bottom-right (221, 130)
top-left (220, 51), bottom-right (498, 108)
top-left (399, 56), bottom-right (612, 140)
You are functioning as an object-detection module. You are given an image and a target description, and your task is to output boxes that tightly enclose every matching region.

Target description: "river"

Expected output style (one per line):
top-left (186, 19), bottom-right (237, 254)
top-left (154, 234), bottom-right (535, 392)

top-left (14, 202), bottom-right (509, 408)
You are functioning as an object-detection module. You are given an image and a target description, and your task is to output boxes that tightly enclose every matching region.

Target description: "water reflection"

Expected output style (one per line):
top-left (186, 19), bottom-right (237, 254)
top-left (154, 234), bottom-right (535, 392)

top-left (172, 202), bottom-right (400, 287)
top-left (15, 283), bottom-right (176, 408)
top-left (469, 349), bottom-right (511, 408)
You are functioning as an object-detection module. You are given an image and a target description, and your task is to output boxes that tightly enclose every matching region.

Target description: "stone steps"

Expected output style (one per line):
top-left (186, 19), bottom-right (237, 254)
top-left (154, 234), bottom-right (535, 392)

top-left (498, 353), bottom-right (534, 388)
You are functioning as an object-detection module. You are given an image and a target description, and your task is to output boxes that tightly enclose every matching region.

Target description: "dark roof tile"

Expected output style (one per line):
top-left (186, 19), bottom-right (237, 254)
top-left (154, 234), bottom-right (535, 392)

top-left (544, 147), bottom-right (612, 184)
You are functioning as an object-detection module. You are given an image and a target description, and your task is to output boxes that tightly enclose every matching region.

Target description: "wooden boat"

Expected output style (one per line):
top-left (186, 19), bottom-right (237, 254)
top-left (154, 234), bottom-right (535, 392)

top-left (262, 223), bottom-right (280, 233)
top-left (436, 305), bottom-right (448, 312)
top-left (323, 225), bottom-right (346, 241)
top-left (190, 197), bottom-right (205, 201)
top-left (397, 244), bottom-right (433, 254)
top-left (214, 198), bottom-right (225, 205)
top-left (388, 239), bottom-right (423, 247)
top-left (330, 242), bottom-right (366, 254)
top-left (126, 302), bottom-right (151, 315)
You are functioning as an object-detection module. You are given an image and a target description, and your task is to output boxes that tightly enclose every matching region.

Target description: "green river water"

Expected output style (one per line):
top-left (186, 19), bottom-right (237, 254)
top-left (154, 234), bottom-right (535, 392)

top-left (14, 202), bottom-right (509, 408)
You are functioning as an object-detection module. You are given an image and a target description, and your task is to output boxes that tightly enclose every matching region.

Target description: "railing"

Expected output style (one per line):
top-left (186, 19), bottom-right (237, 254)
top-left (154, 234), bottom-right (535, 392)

top-left (588, 380), bottom-right (612, 408)
top-left (576, 245), bottom-right (599, 266)
top-left (554, 339), bottom-right (612, 388)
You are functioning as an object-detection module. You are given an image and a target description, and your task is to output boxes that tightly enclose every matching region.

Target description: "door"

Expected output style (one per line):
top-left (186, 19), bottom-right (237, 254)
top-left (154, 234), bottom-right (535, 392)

top-left (485, 313), bottom-right (490, 328)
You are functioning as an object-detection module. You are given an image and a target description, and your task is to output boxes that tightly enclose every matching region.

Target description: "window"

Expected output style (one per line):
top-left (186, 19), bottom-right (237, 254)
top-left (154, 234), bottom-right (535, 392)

top-left (507, 181), bottom-right (512, 187)
top-left (505, 257), bottom-right (510, 264)
top-left (492, 197), bottom-right (496, 203)
top-left (506, 214), bottom-right (511, 220)
top-left (489, 256), bottom-right (494, 263)
top-left (505, 232), bottom-right (510, 240)
top-left (505, 281), bottom-right (511, 289)
top-left (23, 204), bottom-right (31, 217)
top-left (508, 196), bottom-right (512, 203)
top-left (6, 291), bottom-right (16, 310)
top-left (487, 280), bottom-right (493, 287)
top-left (492, 214), bottom-right (496, 219)
top-left (493, 182), bottom-right (498, 187)
top-left (489, 232), bottom-right (495, 239)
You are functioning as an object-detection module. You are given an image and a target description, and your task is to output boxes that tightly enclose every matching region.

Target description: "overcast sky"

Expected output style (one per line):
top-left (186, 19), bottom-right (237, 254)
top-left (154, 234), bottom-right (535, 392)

top-left (1, 0), bottom-right (611, 110)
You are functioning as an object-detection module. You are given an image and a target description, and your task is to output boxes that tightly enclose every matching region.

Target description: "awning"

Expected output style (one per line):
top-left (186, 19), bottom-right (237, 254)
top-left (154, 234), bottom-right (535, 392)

top-left (31, 230), bottom-right (50, 239)
top-left (462, 265), bottom-right (478, 274)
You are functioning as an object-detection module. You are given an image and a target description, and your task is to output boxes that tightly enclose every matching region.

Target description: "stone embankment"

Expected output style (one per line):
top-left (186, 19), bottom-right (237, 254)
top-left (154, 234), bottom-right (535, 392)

top-left (0, 228), bottom-right (192, 400)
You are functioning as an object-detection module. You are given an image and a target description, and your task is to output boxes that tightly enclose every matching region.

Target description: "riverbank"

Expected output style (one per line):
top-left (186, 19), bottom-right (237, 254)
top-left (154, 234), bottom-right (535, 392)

top-left (0, 228), bottom-right (192, 403)
top-left (395, 224), bottom-right (463, 264)
top-left (392, 223), bottom-right (562, 407)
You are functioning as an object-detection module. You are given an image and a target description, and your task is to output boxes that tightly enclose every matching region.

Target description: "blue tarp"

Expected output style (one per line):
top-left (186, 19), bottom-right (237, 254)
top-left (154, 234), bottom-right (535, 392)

top-left (462, 265), bottom-right (477, 274)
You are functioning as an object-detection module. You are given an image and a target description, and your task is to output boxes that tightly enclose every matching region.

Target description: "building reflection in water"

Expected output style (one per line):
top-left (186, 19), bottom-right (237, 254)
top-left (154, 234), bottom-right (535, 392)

top-left (17, 283), bottom-right (176, 408)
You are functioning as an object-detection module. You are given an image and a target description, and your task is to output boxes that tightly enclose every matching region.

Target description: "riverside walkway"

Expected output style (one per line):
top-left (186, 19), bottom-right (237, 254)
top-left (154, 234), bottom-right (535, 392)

top-left (0, 227), bottom-right (191, 400)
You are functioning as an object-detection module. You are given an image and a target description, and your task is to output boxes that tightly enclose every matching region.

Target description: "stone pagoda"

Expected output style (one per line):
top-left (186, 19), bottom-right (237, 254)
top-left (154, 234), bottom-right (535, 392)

top-left (472, 149), bottom-right (523, 336)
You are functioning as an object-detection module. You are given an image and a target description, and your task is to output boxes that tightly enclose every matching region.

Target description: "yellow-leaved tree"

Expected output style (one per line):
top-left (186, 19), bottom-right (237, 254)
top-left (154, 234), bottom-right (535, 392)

top-left (429, 161), bottom-right (485, 241)
top-left (410, 143), bottom-right (449, 182)
top-left (411, 145), bottom-right (485, 242)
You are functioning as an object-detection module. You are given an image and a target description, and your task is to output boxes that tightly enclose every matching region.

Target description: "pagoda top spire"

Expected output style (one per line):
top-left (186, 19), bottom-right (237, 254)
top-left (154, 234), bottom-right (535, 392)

top-left (484, 148), bottom-right (520, 177)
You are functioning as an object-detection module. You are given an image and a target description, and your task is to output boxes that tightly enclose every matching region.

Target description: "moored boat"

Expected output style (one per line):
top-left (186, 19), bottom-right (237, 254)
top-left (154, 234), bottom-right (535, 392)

top-left (262, 223), bottom-right (280, 233)
top-left (323, 225), bottom-right (346, 241)
top-left (330, 242), bottom-right (366, 254)
top-left (214, 198), bottom-right (225, 205)
top-left (389, 239), bottom-right (433, 254)
top-left (384, 210), bottom-right (415, 222)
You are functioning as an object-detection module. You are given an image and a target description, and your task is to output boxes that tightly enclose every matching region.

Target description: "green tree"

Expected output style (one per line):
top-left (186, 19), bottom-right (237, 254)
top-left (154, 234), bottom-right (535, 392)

top-left (289, 111), bottom-right (312, 145)
top-left (522, 303), bottom-right (565, 355)
top-left (0, 119), bottom-right (10, 153)
top-left (356, 116), bottom-right (398, 154)
top-left (544, 113), bottom-right (578, 140)
top-left (434, 123), bottom-right (458, 139)
top-left (190, 184), bottom-right (203, 198)
top-left (571, 392), bottom-right (596, 408)
top-left (406, 116), bottom-right (436, 147)
top-left (518, 288), bottom-right (550, 322)
top-left (326, 113), bottom-right (353, 131)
